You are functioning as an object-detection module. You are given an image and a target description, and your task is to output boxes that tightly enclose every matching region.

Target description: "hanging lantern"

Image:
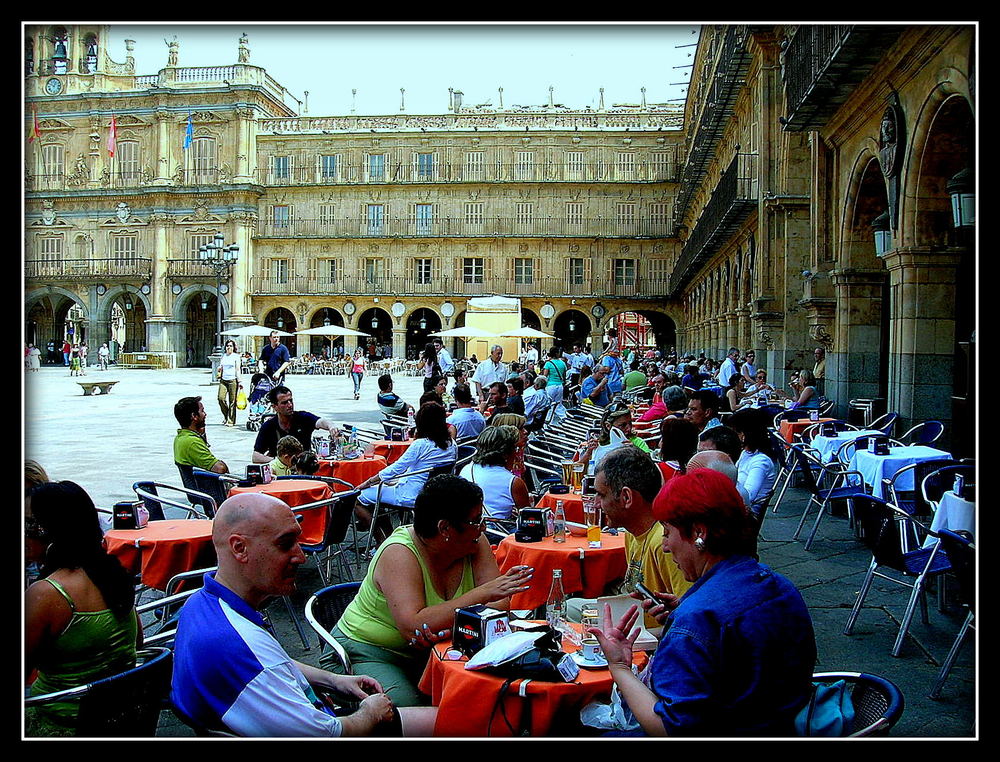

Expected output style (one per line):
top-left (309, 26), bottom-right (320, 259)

top-left (871, 210), bottom-right (892, 256)
top-left (276, 316), bottom-right (284, 329)
top-left (323, 309), bottom-right (331, 327)
top-left (371, 314), bottom-right (379, 329)
top-left (947, 168), bottom-right (975, 228)
top-left (569, 318), bottom-right (576, 332)
top-left (419, 313), bottom-right (428, 330)
top-left (200, 293), bottom-right (209, 310)
top-left (123, 290), bottom-right (133, 310)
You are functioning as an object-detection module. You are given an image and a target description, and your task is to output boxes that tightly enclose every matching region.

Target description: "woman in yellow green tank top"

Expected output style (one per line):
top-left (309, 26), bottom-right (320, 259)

top-left (328, 475), bottom-right (534, 706)
top-left (25, 481), bottom-right (141, 736)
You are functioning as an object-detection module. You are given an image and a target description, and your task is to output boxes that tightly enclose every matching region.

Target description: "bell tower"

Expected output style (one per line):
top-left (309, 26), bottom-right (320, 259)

top-left (25, 25), bottom-right (135, 98)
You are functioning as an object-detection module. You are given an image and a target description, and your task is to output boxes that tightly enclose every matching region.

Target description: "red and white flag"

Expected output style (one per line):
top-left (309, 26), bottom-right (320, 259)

top-left (28, 107), bottom-right (41, 143)
top-left (107, 115), bottom-right (117, 157)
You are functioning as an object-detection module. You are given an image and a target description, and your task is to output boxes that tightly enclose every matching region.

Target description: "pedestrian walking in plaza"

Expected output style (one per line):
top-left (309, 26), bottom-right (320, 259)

top-left (61, 339), bottom-right (71, 367)
top-left (69, 344), bottom-right (82, 376)
top-left (28, 344), bottom-right (41, 372)
top-left (79, 342), bottom-right (88, 375)
top-left (350, 347), bottom-right (366, 400)
top-left (98, 343), bottom-right (110, 371)
top-left (217, 339), bottom-right (243, 427)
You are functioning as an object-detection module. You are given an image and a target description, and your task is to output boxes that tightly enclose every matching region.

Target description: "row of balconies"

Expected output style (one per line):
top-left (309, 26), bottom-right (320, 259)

top-left (255, 216), bottom-right (675, 239)
top-left (255, 161), bottom-right (678, 185)
top-left (24, 259), bottom-right (670, 300)
top-left (249, 273), bottom-right (671, 300)
top-left (26, 160), bottom-right (678, 192)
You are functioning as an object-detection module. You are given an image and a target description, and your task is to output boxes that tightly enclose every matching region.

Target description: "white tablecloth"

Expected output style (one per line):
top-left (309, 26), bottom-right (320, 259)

top-left (849, 446), bottom-right (953, 500)
top-left (924, 490), bottom-right (975, 547)
top-left (811, 429), bottom-right (882, 463)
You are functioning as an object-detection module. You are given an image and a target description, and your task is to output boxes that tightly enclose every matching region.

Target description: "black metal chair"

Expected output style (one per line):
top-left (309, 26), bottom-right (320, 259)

top-left (920, 464), bottom-right (976, 513)
top-left (789, 444), bottom-right (866, 549)
top-left (187, 467), bottom-right (243, 518)
top-left (809, 672), bottom-right (905, 736)
top-left (899, 420), bottom-right (945, 446)
top-left (132, 481), bottom-right (215, 520)
top-left (25, 647), bottom-right (173, 737)
top-left (361, 462), bottom-right (456, 559)
top-left (294, 488), bottom-right (363, 585)
top-left (455, 443), bottom-right (478, 472)
top-left (304, 582), bottom-right (363, 673)
top-left (869, 411), bottom-right (900, 437)
top-left (843, 494), bottom-right (953, 656)
top-left (929, 529), bottom-right (975, 699)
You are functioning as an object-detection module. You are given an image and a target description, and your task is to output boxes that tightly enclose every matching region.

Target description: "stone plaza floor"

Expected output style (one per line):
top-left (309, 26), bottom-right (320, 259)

top-left (22, 364), bottom-right (976, 738)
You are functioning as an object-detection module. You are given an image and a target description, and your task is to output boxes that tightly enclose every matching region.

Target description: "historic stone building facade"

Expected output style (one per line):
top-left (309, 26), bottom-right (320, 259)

top-left (25, 24), bottom-right (975, 453)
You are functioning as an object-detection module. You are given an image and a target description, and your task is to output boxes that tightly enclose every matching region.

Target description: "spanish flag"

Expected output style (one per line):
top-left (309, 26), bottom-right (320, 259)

top-left (28, 107), bottom-right (40, 143)
top-left (107, 114), bottom-right (117, 157)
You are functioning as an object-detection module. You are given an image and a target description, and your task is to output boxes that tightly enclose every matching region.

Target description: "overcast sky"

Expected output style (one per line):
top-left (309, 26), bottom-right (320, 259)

top-left (109, 22), bottom-right (700, 116)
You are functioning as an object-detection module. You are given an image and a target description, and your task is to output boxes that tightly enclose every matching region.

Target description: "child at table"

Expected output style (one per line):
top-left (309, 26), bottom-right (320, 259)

top-left (292, 451), bottom-right (320, 476)
top-left (270, 435), bottom-right (304, 478)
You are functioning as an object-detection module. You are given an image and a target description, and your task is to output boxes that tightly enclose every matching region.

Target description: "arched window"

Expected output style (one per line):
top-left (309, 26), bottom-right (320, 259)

top-left (51, 27), bottom-right (69, 75)
top-left (83, 33), bottom-right (98, 74)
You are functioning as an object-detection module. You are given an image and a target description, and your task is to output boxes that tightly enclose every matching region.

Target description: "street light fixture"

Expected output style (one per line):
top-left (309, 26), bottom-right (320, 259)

top-left (198, 232), bottom-right (239, 356)
top-left (871, 210), bottom-right (892, 256)
top-left (947, 168), bottom-right (974, 228)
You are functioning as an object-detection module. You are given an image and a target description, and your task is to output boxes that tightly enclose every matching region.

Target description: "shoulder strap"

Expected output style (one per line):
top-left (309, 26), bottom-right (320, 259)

top-left (43, 578), bottom-right (77, 612)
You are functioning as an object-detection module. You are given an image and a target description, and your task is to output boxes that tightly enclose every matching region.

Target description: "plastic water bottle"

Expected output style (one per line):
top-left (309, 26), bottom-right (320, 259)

top-left (349, 426), bottom-right (359, 457)
top-left (553, 500), bottom-right (567, 543)
top-left (546, 569), bottom-right (567, 632)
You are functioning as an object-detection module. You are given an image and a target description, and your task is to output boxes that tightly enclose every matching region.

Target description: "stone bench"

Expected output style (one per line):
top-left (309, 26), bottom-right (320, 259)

top-left (77, 380), bottom-right (119, 396)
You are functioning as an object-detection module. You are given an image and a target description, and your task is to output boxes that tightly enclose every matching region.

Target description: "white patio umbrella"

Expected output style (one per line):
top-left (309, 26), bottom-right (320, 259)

top-left (221, 325), bottom-right (294, 337)
top-left (428, 326), bottom-right (500, 338)
top-left (295, 325), bottom-right (373, 338)
top-left (498, 327), bottom-right (556, 339)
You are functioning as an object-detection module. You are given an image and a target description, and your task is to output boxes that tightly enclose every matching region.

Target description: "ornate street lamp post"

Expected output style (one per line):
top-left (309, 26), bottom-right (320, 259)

top-left (199, 233), bottom-right (239, 375)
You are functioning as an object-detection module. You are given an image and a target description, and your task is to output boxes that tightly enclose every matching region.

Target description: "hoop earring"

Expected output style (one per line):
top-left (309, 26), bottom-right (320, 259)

top-left (694, 537), bottom-right (706, 552)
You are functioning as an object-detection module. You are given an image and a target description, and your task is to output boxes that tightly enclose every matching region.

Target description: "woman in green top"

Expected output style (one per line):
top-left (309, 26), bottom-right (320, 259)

top-left (25, 481), bottom-right (141, 736)
top-left (327, 475), bottom-right (533, 706)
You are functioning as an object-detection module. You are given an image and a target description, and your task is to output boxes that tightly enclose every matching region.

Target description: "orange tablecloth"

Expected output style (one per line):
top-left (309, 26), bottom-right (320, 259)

top-left (228, 479), bottom-right (333, 545)
top-left (105, 519), bottom-right (215, 591)
top-left (535, 491), bottom-right (585, 524)
top-left (314, 455), bottom-right (386, 487)
top-left (494, 533), bottom-right (627, 611)
top-left (366, 439), bottom-right (412, 465)
top-left (779, 417), bottom-right (834, 443)
top-left (418, 623), bottom-right (645, 737)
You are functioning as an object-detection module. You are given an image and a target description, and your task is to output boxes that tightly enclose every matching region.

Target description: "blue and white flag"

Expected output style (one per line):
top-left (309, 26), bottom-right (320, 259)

top-left (183, 113), bottom-right (193, 150)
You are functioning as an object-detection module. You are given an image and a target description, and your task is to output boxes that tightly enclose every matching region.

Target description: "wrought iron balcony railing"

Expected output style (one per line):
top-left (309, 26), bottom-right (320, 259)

top-left (255, 216), bottom-right (675, 239)
top-left (25, 258), bottom-right (153, 281)
top-left (669, 152), bottom-right (759, 296)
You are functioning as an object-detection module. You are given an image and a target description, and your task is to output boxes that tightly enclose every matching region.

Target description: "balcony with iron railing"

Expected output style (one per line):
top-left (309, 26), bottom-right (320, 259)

top-left (166, 259), bottom-right (229, 279)
top-left (249, 273), bottom-right (672, 300)
top-left (25, 257), bottom-right (153, 281)
top-left (780, 25), bottom-right (903, 131)
top-left (255, 216), bottom-right (675, 239)
top-left (256, 160), bottom-right (679, 186)
top-left (668, 152), bottom-right (759, 296)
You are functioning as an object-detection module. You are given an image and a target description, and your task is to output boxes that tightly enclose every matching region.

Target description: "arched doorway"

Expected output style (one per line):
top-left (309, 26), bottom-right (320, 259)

top-left (553, 309), bottom-right (591, 350)
top-left (521, 308), bottom-right (541, 331)
top-left (358, 307), bottom-right (392, 352)
top-left (406, 308), bottom-right (442, 359)
top-left (309, 308), bottom-right (345, 358)
top-left (263, 307), bottom-right (298, 357)
top-left (109, 289), bottom-right (147, 358)
top-left (184, 290), bottom-right (218, 367)
top-left (608, 310), bottom-right (676, 353)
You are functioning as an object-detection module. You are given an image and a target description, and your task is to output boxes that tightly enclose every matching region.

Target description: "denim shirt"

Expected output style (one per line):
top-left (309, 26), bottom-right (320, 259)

top-left (648, 555), bottom-right (816, 736)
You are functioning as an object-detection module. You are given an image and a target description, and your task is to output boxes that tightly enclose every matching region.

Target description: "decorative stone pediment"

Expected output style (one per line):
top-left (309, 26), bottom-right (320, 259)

top-left (115, 114), bottom-right (146, 127)
top-left (184, 111), bottom-right (228, 124)
top-left (37, 118), bottom-right (73, 131)
top-left (30, 200), bottom-right (73, 228)
top-left (99, 203), bottom-right (148, 227)
top-left (176, 199), bottom-right (226, 225)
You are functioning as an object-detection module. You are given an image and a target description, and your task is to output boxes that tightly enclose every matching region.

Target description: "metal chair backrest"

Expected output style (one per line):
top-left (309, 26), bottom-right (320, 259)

top-left (850, 494), bottom-right (913, 569)
top-left (25, 647), bottom-right (173, 737)
top-left (920, 464), bottom-right (975, 510)
top-left (186, 467), bottom-right (240, 517)
top-left (870, 412), bottom-right (900, 437)
top-left (883, 458), bottom-right (961, 517)
top-left (773, 409), bottom-right (810, 428)
top-left (132, 481), bottom-right (214, 520)
top-left (325, 488), bottom-right (362, 547)
top-left (455, 444), bottom-right (478, 471)
top-left (308, 582), bottom-right (362, 634)
top-left (175, 464), bottom-right (219, 517)
top-left (900, 420), bottom-right (945, 446)
top-left (789, 444), bottom-right (823, 494)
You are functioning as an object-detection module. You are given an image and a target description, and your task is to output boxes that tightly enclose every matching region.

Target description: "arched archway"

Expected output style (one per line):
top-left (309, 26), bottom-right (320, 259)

top-left (358, 307), bottom-right (392, 351)
top-left (183, 289), bottom-right (219, 367)
top-left (521, 308), bottom-right (541, 331)
top-left (552, 309), bottom-right (591, 350)
top-left (406, 308), bottom-right (442, 358)
top-left (263, 307), bottom-right (298, 357)
top-left (608, 310), bottom-right (676, 353)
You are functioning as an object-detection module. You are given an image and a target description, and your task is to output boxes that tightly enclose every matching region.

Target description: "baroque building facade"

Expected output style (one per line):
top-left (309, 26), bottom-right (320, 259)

top-left (24, 24), bottom-right (975, 453)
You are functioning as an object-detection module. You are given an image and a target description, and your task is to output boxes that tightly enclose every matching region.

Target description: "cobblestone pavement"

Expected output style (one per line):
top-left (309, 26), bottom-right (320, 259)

top-left (22, 366), bottom-right (976, 738)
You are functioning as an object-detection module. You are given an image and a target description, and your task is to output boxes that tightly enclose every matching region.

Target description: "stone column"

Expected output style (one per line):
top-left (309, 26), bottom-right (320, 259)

top-left (234, 107), bottom-right (255, 183)
top-left (735, 307), bottom-right (751, 355)
top-left (880, 246), bottom-right (962, 434)
top-left (724, 311), bottom-right (739, 354)
top-left (153, 109), bottom-right (173, 185)
top-left (392, 327), bottom-right (407, 361)
top-left (145, 213), bottom-right (173, 354)
top-left (230, 212), bottom-right (256, 323)
top-left (828, 268), bottom-right (887, 419)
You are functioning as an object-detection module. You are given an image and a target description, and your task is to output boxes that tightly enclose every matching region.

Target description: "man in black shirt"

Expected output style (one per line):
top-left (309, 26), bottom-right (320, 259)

top-left (251, 386), bottom-right (338, 462)
top-left (258, 331), bottom-right (292, 384)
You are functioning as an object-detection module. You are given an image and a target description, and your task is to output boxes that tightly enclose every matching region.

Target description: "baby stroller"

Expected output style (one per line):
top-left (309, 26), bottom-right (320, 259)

top-left (245, 373), bottom-right (275, 431)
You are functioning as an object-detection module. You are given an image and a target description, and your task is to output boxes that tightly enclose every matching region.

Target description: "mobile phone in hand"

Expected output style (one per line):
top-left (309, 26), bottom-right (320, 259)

top-left (635, 582), bottom-right (659, 604)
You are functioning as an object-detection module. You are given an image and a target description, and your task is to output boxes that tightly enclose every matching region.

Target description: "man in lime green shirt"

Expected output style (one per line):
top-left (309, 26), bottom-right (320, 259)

top-left (623, 359), bottom-right (648, 391)
top-left (173, 396), bottom-right (229, 473)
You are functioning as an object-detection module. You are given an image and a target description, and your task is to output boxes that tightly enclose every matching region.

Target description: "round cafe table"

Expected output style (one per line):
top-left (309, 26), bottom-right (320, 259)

top-left (228, 479), bottom-right (333, 545)
top-left (417, 622), bottom-right (646, 737)
top-left (365, 439), bottom-right (412, 465)
top-left (494, 533), bottom-right (627, 611)
top-left (535, 490), bottom-right (585, 524)
top-left (779, 417), bottom-right (835, 443)
top-left (104, 519), bottom-right (215, 591)
top-left (314, 455), bottom-right (386, 487)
